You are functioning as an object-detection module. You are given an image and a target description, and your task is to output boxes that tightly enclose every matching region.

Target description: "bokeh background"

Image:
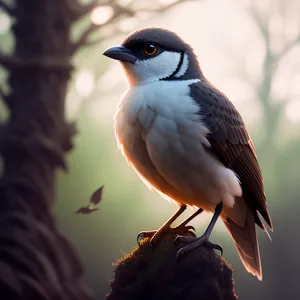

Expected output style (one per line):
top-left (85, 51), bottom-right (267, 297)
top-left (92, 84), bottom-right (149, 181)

top-left (1, 0), bottom-right (300, 299)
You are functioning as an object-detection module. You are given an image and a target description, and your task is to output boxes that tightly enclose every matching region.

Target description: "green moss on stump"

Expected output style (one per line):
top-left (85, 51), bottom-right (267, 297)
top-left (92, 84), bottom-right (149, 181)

top-left (107, 233), bottom-right (237, 300)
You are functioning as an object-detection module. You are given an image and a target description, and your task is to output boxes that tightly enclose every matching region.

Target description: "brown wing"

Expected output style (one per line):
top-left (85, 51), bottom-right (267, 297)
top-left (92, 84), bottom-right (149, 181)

top-left (190, 80), bottom-right (272, 229)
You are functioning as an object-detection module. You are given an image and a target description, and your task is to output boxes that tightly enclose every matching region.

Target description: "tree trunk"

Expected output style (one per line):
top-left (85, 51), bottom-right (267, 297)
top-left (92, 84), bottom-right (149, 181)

top-left (0, 1), bottom-right (94, 299)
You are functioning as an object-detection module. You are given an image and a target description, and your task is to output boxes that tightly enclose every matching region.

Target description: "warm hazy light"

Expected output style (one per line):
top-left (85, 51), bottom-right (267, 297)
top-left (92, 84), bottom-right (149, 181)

top-left (285, 100), bottom-right (300, 123)
top-left (158, 0), bottom-right (177, 5)
top-left (90, 6), bottom-right (114, 25)
top-left (118, 17), bottom-right (140, 31)
top-left (75, 70), bottom-right (95, 97)
top-left (98, 64), bottom-right (122, 91)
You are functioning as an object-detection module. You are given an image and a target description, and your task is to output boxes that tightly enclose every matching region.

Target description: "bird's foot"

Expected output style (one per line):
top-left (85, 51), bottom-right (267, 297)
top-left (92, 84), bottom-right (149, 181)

top-left (175, 234), bottom-right (223, 260)
top-left (137, 230), bottom-right (157, 246)
top-left (137, 224), bottom-right (196, 247)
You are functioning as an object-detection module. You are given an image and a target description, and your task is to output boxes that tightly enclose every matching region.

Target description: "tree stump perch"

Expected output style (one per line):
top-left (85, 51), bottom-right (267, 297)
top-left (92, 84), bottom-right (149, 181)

top-left (107, 233), bottom-right (237, 300)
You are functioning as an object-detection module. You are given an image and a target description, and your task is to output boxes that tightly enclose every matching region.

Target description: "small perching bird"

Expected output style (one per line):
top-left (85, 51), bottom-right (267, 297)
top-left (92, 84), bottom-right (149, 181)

top-left (103, 28), bottom-right (273, 280)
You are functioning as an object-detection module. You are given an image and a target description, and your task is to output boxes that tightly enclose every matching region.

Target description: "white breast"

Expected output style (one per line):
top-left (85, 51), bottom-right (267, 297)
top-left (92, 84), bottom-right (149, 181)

top-left (114, 80), bottom-right (242, 210)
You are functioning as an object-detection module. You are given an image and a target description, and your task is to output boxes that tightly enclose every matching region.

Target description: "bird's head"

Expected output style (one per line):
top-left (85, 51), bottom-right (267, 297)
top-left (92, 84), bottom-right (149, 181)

top-left (103, 28), bottom-right (203, 87)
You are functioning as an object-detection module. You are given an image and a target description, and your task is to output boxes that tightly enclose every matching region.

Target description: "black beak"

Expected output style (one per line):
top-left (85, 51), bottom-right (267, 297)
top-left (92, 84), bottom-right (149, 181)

top-left (103, 45), bottom-right (137, 64)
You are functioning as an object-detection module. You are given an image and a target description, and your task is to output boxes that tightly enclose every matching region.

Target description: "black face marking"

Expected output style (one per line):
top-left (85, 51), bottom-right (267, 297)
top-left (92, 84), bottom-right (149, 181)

top-left (120, 28), bottom-right (204, 80)
top-left (161, 51), bottom-right (185, 81)
top-left (122, 40), bottom-right (166, 60)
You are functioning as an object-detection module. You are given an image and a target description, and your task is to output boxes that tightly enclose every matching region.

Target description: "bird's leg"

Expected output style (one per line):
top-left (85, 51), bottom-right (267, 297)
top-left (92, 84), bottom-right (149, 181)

top-left (171, 207), bottom-right (203, 234)
top-left (175, 202), bottom-right (224, 259)
top-left (138, 204), bottom-right (187, 247)
top-left (138, 206), bottom-right (204, 247)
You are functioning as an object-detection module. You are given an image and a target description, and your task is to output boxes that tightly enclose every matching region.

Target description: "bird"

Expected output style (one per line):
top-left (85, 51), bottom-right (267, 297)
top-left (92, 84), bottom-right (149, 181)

top-left (103, 28), bottom-right (273, 280)
top-left (75, 185), bottom-right (104, 215)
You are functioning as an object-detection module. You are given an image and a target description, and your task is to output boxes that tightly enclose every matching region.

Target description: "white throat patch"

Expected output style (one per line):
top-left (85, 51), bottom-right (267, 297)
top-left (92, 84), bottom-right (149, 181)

top-left (122, 51), bottom-right (181, 86)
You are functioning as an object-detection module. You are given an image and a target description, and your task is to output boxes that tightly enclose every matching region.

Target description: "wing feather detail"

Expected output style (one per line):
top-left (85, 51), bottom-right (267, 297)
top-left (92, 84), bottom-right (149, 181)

top-left (190, 80), bottom-right (272, 229)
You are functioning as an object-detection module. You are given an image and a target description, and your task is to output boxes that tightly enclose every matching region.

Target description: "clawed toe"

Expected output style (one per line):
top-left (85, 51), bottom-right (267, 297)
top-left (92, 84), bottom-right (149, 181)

top-left (137, 233), bottom-right (143, 247)
top-left (171, 224), bottom-right (196, 239)
top-left (181, 225), bottom-right (196, 237)
top-left (137, 230), bottom-right (157, 247)
top-left (137, 224), bottom-right (197, 248)
top-left (176, 247), bottom-right (185, 261)
top-left (182, 225), bottom-right (195, 232)
top-left (204, 240), bottom-right (223, 256)
top-left (175, 235), bottom-right (224, 261)
top-left (174, 235), bottom-right (193, 246)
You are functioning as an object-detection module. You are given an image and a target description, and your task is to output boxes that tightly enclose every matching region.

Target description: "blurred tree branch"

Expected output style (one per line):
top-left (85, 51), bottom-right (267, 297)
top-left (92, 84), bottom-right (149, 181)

top-left (248, 1), bottom-right (300, 148)
top-left (249, 4), bottom-right (269, 41)
top-left (68, 0), bottom-right (103, 21)
top-left (71, 0), bottom-right (195, 54)
top-left (83, 27), bottom-right (128, 48)
top-left (275, 33), bottom-right (300, 64)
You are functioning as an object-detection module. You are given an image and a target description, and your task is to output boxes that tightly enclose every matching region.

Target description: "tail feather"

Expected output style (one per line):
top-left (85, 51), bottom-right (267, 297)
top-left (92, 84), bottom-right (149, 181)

top-left (224, 208), bottom-right (262, 280)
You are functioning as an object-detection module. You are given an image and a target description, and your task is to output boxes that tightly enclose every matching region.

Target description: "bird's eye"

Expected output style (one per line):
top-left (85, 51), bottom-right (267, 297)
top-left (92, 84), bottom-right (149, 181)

top-left (143, 43), bottom-right (158, 56)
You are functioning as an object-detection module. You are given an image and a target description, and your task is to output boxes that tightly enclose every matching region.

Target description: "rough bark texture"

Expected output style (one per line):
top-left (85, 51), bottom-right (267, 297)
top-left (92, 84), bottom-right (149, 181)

top-left (107, 233), bottom-right (237, 300)
top-left (0, 1), bottom-right (94, 299)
